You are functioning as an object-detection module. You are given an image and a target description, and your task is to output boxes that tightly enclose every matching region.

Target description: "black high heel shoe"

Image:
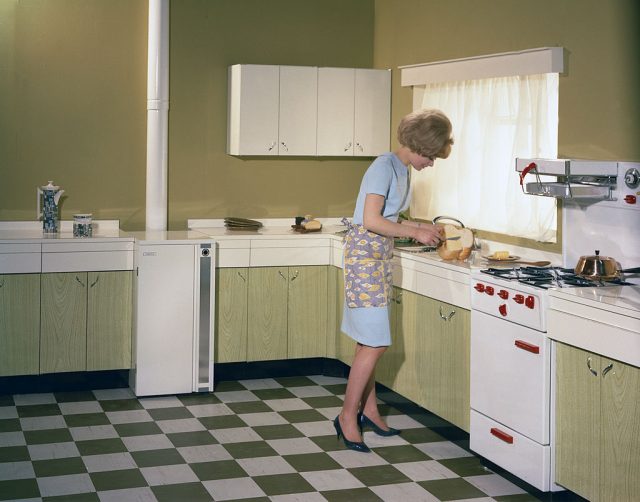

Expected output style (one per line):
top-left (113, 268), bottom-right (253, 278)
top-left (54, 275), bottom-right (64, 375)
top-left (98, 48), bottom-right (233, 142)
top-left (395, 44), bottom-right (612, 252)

top-left (359, 413), bottom-right (401, 437)
top-left (333, 416), bottom-right (370, 453)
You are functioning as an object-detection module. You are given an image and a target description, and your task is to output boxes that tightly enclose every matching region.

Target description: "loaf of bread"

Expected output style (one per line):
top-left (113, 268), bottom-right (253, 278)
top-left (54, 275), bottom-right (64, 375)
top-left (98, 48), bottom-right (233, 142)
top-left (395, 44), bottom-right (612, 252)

top-left (493, 250), bottom-right (510, 260)
top-left (302, 219), bottom-right (322, 231)
top-left (436, 224), bottom-right (474, 261)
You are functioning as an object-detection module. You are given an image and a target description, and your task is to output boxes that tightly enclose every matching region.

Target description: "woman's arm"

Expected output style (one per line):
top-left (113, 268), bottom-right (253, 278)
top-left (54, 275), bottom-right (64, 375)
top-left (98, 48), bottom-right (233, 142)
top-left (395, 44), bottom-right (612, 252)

top-left (362, 194), bottom-right (443, 246)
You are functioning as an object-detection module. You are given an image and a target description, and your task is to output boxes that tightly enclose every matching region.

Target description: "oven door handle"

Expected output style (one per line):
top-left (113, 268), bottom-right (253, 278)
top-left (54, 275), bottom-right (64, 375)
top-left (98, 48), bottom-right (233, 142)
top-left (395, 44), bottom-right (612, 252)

top-left (514, 339), bottom-right (540, 354)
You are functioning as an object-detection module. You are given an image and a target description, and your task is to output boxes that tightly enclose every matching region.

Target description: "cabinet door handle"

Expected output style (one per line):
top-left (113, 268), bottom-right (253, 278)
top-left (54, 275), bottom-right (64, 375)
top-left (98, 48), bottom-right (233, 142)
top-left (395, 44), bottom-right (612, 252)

top-left (490, 427), bottom-right (514, 444)
top-left (237, 271), bottom-right (246, 282)
top-left (278, 270), bottom-right (287, 281)
top-left (587, 356), bottom-right (598, 376)
top-left (268, 141), bottom-right (276, 151)
top-left (75, 276), bottom-right (86, 287)
top-left (280, 141), bottom-right (288, 152)
top-left (395, 291), bottom-right (402, 304)
top-left (602, 363), bottom-right (614, 378)
top-left (439, 306), bottom-right (456, 321)
top-left (290, 270), bottom-right (299, 282)
top-left (356, 142), bottom-right (364, 152)
top-left (0, 279), bottom-right (4, 288)
top-left (90, 276), bottom-right (100, 288)
top-left (344, 141), bottom-right (352, 152)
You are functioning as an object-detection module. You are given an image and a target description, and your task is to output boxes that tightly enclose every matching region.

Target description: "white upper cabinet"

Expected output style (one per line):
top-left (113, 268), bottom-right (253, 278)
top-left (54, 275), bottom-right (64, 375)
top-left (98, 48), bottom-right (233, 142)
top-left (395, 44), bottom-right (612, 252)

top-left (227, 64), bottom-right (317, 156)
top-left (227, 64), bottom-right (279, 155)
top-left (317, 67), bottom-right (391, 157)
top-left (317, 68), bottom-right (355, 155)
top-left (228, 64), bottom-right (391, 157)
top-left (278, 66), bottom-right (318, 155)
top-left (354, 69), bottom-right (391, 157)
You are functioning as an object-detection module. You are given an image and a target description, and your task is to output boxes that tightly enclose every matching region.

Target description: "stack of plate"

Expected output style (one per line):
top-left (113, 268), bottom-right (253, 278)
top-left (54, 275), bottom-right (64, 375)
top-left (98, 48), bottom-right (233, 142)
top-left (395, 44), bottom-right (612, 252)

top-left (224, 217), bottom-right (263, 231)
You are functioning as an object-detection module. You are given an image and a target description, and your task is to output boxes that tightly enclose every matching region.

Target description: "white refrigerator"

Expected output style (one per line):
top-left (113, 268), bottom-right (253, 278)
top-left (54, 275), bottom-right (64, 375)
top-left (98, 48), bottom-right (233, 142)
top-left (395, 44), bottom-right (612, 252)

top-left (130, 233), bottom-right (215, 396)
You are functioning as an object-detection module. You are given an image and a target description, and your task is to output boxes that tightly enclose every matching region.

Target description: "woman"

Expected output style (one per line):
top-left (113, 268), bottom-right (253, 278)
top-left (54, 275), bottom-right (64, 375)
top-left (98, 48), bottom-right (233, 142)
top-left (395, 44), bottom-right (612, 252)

top-left (335, 109), bottom-right (454, 452)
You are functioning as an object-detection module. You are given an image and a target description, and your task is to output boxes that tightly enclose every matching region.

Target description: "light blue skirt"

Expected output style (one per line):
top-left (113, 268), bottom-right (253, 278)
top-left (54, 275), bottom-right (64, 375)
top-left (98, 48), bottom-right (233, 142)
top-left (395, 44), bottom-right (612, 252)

top-left (341, 302), bottom-right (391, 347)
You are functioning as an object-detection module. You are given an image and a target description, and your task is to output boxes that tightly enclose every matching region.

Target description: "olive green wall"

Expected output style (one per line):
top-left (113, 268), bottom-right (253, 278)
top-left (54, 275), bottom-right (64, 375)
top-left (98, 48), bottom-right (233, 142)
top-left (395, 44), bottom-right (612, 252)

top-left (374, 0), bottom-right (640, 161)
top-left (0, 0), bottom-right (375, 230)
top-left (0, 0), bottom-right (148, 228)
top-left (168, 0), bottom-right (374, 229)
top-left (3, 0), bottom-right (638, 231)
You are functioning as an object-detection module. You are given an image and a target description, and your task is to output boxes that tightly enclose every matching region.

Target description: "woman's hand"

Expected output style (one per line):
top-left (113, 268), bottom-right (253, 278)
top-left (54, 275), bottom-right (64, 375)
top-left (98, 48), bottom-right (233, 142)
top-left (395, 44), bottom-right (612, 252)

top-left (412, 223), bottom-right (444, 246)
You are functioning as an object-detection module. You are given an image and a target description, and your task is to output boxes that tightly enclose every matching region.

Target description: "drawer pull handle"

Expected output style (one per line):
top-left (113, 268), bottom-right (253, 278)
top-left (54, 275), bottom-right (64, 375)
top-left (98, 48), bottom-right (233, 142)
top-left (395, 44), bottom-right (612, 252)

top-left (490, 427), bottom-right (514, 444)
top-left (514, 340), bottom-right (539, 354)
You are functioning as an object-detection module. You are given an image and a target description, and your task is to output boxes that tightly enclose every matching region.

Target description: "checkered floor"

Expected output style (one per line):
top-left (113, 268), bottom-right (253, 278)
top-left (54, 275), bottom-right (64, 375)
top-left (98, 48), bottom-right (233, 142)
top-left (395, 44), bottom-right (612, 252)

top-left (0, 374), bottom-right (573, 501)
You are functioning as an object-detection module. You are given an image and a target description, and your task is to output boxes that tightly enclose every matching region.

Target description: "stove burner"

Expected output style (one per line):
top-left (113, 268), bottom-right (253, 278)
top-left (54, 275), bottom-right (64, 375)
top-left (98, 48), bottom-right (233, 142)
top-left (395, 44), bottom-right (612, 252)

top-left (480, 266), bottom-right (634, 289)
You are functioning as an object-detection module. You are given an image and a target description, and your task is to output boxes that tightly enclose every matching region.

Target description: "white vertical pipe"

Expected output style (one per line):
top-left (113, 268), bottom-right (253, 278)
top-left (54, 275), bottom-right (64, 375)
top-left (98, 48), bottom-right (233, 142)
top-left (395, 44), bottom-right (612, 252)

top-left (146, 0), bottom-right (169, 231)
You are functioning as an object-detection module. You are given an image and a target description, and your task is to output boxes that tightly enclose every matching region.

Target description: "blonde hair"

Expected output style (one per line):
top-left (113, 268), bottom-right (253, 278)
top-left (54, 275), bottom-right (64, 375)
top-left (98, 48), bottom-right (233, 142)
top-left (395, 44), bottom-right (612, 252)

top-left (397, 109), bottom-right (453, 158)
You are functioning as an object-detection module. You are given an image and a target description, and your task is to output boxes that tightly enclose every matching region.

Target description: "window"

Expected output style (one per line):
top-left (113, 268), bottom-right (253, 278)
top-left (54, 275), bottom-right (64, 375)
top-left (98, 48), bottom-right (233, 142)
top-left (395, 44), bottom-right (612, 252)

top-left (401, 48), bottom-right (563, 242)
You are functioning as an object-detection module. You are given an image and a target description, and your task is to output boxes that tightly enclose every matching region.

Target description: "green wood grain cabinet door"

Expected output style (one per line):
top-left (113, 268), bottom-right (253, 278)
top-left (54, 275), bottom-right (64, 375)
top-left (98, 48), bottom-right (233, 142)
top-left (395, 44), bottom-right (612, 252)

top-left (600, 357), bottom-right (640, 501)
top-left (433, 301), bottom-right (470, 432)
top-left (247, 267), bottom-right (288, 361)
top-left (555, 343), bottom-right (600, 501)
top-left (0, 274), bottom-right (40, 376)
top-left (215, 268), bottom-right (248, 363)
top-left (378, 288), bottom-right (421, 405)
top-left (87, 271), bottom-right (132, 371)
top-left (288, 266), bottom-right (328, 359)
top-left (40, 272), bottom-right (87, 373)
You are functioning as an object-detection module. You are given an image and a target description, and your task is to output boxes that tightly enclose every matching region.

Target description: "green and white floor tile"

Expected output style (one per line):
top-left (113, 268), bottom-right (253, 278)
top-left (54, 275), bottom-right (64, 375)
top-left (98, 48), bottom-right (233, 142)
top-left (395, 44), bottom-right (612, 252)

top-left (0, 375), bottom-right (580, 501)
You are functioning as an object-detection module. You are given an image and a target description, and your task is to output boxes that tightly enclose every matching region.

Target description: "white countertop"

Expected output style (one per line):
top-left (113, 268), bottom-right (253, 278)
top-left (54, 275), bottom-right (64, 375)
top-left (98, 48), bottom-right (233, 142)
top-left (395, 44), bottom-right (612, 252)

top-left (549, 284), bottom-right (640, 319)
top-left (0, 220), bottom-right (132, 243)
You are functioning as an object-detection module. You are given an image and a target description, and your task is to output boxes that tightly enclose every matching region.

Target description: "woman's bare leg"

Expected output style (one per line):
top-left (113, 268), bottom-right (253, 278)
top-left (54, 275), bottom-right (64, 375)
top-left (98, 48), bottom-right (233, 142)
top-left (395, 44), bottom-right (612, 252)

top-left (339, 343), bottom-right (387, 442)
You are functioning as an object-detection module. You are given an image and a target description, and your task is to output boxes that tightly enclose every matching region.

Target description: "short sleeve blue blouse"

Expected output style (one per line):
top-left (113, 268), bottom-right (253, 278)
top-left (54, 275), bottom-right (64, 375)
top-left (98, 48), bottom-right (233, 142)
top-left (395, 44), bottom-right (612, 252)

top-left (352, 152), bottom-right (410, 224)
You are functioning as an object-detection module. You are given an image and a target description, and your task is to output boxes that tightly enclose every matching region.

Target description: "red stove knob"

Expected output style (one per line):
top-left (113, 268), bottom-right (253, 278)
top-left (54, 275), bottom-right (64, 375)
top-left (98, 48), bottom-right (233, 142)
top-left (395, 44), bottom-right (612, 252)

top-left (498, 289), bottom-right (509, 299)
top-left (474, 283), bottom-right (485, 292)
top-left (514, 294), bottom-right (524, 304)
top-left (624, 195), bottom-right (637, 204)
top-left (525, 295), bottom-right (535, 309)
top-left (499, 304), bottom-right (507, 316)
top-left (485, 286), bottom-right (495, 296)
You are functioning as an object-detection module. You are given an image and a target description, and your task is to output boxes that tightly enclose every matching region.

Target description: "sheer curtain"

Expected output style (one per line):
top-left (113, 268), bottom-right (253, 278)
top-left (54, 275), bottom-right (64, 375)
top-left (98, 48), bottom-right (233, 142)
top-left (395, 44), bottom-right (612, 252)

top-left (411, 73), bottom-right (559, 242)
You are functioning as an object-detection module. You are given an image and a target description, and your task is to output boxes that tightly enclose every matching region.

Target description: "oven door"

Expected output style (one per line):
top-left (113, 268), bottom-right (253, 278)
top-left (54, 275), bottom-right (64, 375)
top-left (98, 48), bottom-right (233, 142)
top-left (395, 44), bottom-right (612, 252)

top-left (470, 310), bottom-right (551, 445)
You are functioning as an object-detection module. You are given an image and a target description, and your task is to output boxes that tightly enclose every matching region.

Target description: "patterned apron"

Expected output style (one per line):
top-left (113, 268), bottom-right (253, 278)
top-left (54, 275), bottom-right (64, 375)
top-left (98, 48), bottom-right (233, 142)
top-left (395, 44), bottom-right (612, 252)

top-left (342, 218), bottom-right (394, 308)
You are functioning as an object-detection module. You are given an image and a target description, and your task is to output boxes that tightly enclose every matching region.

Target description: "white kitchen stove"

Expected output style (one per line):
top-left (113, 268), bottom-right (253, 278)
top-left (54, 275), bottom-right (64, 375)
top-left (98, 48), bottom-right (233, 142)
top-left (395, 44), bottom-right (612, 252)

top-left (469, 264), bottom-right (640, 492)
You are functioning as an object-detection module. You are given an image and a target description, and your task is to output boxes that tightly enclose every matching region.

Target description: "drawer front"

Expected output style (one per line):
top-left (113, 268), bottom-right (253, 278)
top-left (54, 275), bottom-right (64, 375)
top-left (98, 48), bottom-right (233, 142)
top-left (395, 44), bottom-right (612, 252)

top-left (217, 248), bottom-right (250, 268)
top-left (42, 251), bottom-right (134, 272)
top-left (470, 410), bottom-right (551, 491)
top-left (251, 247), bottom-right (330, 267)
top-left (0, 253), bottom-right (41, 274)
top-left (471, 310), bottom-right (551, 444)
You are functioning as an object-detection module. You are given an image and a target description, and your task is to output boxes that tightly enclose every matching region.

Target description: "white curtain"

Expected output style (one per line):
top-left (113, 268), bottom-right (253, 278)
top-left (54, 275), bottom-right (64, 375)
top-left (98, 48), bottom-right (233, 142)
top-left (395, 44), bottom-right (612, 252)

top-left (411, 73), bottom-right (559, 242)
